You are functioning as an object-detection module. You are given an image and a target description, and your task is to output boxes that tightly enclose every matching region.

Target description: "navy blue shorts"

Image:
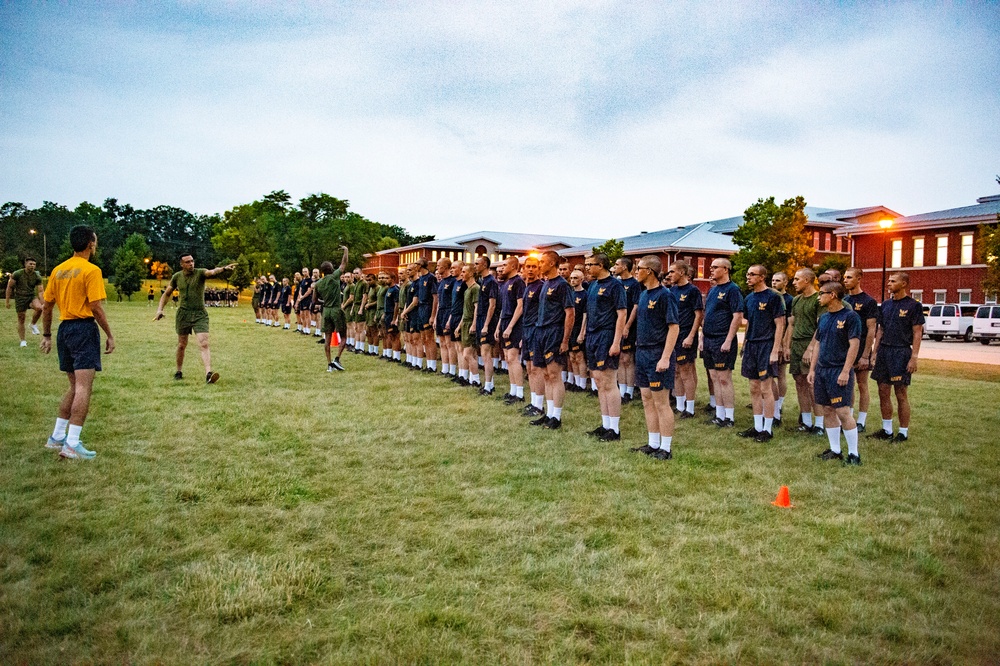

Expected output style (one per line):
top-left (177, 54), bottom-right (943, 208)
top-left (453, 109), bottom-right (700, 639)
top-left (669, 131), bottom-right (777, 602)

top-left (57, 318), bottom-right (102, 373)
top-left (414, 307), bottom-right (432, 331)
top-left (585, 329), bottom-right (620, 372)
top-left (703, 336), bottom-right (738, 372)
top-left (871, 346), bottom-right (913, 386)
top-left (477, 320), bottom-right (496, 346)
top-left (500, 318), bottom-right (522, 350)
top-left (741, 340), bottom-right (779, 380)
top-left (636, 345), bottom-right (675, 391)
top-left (531, 325), bottom-right (565, 367)
top-left (568, 330), bottom-right (584, 353)
top-left (674, 329), bottom-right (698, 365)
top-left (521, 327), bottom-right (535, 359)
top-left (620, 324), bottom-right (637, 353)
top-left (813, 366), bottom-right (855, 407)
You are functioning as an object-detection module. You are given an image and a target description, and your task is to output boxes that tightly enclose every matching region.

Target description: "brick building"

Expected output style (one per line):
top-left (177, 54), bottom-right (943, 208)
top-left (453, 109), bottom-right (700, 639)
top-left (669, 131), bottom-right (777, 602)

top-left (836, 195), bottom-right (1000, 305)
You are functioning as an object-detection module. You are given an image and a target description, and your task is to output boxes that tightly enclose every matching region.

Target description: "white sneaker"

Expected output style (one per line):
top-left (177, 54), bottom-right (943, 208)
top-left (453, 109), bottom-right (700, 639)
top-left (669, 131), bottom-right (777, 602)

top-left (59, 441), bottom-right (96, 460)
top-left (45, 436), bottom-right (65, 449)
top-left (31, 324), bottom-right (40, 335)
top-left (20, 340), bottom-right (27, 347)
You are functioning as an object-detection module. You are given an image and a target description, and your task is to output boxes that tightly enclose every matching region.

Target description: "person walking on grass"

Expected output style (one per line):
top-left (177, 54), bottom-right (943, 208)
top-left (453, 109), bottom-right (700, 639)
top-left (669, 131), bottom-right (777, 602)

top-left (155, 253), bottom-right (235, 383)
top-left (40, 225), bottom-right (115, 460)
top-left (314, 246), bottom-right (350, 372)
top-left (6, 256), bottom-right (44, 347)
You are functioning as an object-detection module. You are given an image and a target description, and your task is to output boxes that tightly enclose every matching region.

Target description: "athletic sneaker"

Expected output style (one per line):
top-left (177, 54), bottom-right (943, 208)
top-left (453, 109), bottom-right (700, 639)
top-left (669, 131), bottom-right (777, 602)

top-left (738, 427), bottom-right (761, 438)
top-left (327, 363), bottom-right (334, 372)
top-left (810, 426), bottom-right (826, 436)
top-left (856, 423), bottom-right (866, 433)
top-left (650, 449), bottom-right (672, 460)
top-left (31, 324), bottom-right (40, 335)
top-left (45, 436), bottom-right (65, 450)
top-left (522, 405), bottom-right (544, 417)
top-left (59, 441), bottom-right (96, 460)
top-left (868, 429), bottom-right (893, 440)
top-left (717, 418), bottom-right (735, 428)
top-left (331, 359), bottom-right (345, 371)
top-left (587, 426), bottom-right (608, 438)
top-left (529, 415), bottom-right (550, 427)
top-left (629, 444), bottom-right (653, 454)
top-left (754, 430), bottom-right (773, 443)
top-left (891, 433), bottom-right (908, 443)
top-left (206, 371), bottom-right (220, 384)
top-left (844, 453), bottom-right (862, 466)
top-left (818, 449), bottom-right (844, 461)
top-left (19, 340), bottom-right (27, 347)
top-left (174, 371), bottom-right (183, 380)
top-left (478, 387), bottom-right (494, 396)
top-left (598, 430), bottom-right (620, 442)
top-left (503, 395), bottom-right (525, 405)
top-left (679, 411), bottom-right (696, 419)
top-left (621, 393), bottom-right (633, 404)
top-left (773, 418), bottom-right (782, 428)
top-left (542, 418), bottom-right (561, 430)
top-left (703, 403), bottom-right (715, 413)
top-left (795, 424), bottom-right (813, 433)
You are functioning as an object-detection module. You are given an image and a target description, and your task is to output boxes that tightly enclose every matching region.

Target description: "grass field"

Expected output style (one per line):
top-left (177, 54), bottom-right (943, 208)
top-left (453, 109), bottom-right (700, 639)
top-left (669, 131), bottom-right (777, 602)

top-left (2, 295), bottom-right (999, 664)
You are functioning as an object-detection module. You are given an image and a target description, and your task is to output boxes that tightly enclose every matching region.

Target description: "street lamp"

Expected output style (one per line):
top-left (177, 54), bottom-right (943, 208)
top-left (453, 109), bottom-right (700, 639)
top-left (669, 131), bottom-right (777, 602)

top-left (879, 218), bottom-right (893, 304)
top-left (29, 229), bottom-right (47, 276)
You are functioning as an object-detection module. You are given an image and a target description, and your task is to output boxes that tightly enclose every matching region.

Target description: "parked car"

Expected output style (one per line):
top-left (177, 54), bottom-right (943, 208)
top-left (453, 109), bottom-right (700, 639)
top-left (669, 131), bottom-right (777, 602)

top-left (973, 305), bottom-right (1000, 345)
top-left (924, 304), bottom-right (978, 342)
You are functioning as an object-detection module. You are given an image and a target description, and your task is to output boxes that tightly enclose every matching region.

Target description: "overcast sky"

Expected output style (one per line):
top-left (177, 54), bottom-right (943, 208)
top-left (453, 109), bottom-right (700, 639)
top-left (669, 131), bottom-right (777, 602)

top-left (1, 1), bottom-right (998, 239)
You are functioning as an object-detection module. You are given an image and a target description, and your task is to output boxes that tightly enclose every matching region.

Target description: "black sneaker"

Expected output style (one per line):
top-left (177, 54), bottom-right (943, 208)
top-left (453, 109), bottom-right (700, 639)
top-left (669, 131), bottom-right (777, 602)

top-left (891, 433), bottom-right (908, 443)
top-left (498, 392), bottom-right (514, 402)
top-left (738, 427), bottom-right (761, 438)
top-left (629, 444), bottom-right (653, 454)
top-left (331, 359), bottom-right (345, 371)
top-left (522, 405), bottom-right (544, 417)
top-left (173, 371), bottom-right (183, 380)
top-left (720, 419), bottom-right (735, 428)
top-left (679, 411), bottom-right (696, 419)
top-left (796, 423), bottom-right (814, 433)
top-left (316, 338), bottom-right (325, 344)
top-left (844, 453), bottom-right (862, 466)
top-left (811, 426), bottom-right (826, 436)
top-left (590, 389), bottom-right (599, 397)
top-left (206, 371), bottom-right (220, 384)
top-left (587, 426), bottom-right (608, 438)
top-left (530, 415), bottom-right (550, 427)
top-left (703, 403), bottom-right (715, 413)
top-left (621, 393), bottom-right (633, 404)
top-left (327, 363), bottom-right (335, 373)
top-left (598, 430), bottom-right (621, 442)
top-left (856, 422), bottom-right (866, 433)
top-left (503, 395), bottom-right (525, 405)
top-left (773, 417), bottom-right (782, 429)
top-left (818, 449), bottom-right (844, 461)
top-left (543, 418), bottom-right (561, 430)
top-left (868, 429), bottom-right (893, 440)
top-left (456, 377), bottom-right (470, 386)
top-left (651, 448), bottom-right (672, 460)
top-left (479, 387), bottom-right (494, 396)
top-left (754, 430), bottom-right (773, 443)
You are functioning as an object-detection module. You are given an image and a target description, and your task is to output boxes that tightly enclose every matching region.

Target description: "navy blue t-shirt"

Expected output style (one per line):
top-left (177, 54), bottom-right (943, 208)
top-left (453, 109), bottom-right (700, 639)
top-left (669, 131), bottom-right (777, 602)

top-left (669, 282), bottom-right (704, 333)
top-left (817, 306), bottom-right (863, 368)
top-left (384, 284), bottom-right (399, 320)
top-left (416, 273), bottom-right (438, 311)
top-left (878, 296), bottom-right (925, 347)
top-left (849, 290), bottom-right (878, 325)
top-left (570, 288), bottom-right (587, 339)
top-left (436, 276), bottom-right (455, 318)
top-left (522, 279), bottom-right (544, 330)
top-left (637, 285), bottom-right (679, 348)
top-left (621, 276), bottom-right (641, 322)
top-left (500, 274), bottom-right (525, 320)
top-left (586, 276), bottom-right (627, 334)
top-left (450, 279), bottom-right (466, 325)
top-left (703, 281), bottom-right (743, 338)
top-left (538, 276), bottom-right (573, 329)
top-left (742, 288), bottom-right (786, 342)
top-left (781, 292), bottom-right (793, 319)
top-left (476, 274), bottom-right (501, 329)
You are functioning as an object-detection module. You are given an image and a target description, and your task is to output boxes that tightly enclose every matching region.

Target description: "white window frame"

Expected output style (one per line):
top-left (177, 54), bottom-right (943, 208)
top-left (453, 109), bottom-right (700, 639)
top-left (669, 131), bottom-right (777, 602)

top-left (910, 289), bottom-right (923, 303)
top-left (890, 239), bottom-right (902, 269)
top-left (986, 293), bottom-right (998, 305)
top-left (913, 237), bottom-right (924, 268)
top-left (961, 233), bottom-right (974, 265)
top-left (933, 289), bottom-right (947, 304)
top-left (936, 235), bottom-right (949, 267)
top-left (957, 289), bottom-right (972, 305)
top-left (813, 231), bottom-right (820, 250)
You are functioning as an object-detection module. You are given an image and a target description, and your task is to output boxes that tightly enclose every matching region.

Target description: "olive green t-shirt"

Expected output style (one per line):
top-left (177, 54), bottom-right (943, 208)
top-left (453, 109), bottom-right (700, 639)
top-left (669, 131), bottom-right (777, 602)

top-left (170, 268), bottom-right (208, 310)
top-left (790, 292), bottom-right (820, 340)
top-left (376, 285), bottom-right (387, 312)
top-left (463, 283), bottom-right (480, 322)
top-left (398, 283), bottom-right (410, 317)
top-left (353, 282), bottom-right (366, 316)
top-left (11, 269), bottom-right (42, 298)
top-left (314, 269), bottom-right (343, 309)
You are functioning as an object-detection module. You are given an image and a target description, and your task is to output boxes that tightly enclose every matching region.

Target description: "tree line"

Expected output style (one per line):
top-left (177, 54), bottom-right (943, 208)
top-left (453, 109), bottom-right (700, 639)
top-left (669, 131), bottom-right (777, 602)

top-left (0, 190), bottom-right (432, 299)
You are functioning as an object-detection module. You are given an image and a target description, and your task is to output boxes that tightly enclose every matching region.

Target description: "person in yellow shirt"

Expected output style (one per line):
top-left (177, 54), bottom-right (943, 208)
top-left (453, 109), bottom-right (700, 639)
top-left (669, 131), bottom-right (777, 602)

top-left (40, 225), bottom-right (116, 460)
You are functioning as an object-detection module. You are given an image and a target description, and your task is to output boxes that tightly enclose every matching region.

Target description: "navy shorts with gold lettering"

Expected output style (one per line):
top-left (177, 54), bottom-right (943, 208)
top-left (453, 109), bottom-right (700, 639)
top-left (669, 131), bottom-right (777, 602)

top-left (585, 329), bottom-right (620, 372)
top-left (531, 325), bottom-right (565, 367)
top-left (871, 345), bottom-right (912, 386)
top-left (674, 329), bottom-right (698, 365)
top-left (813, 366), bottom-right (855, 407)
top-left (703, 336), bottom-right (738, 372)
top-left (500, 317), bottom-right (522, 350)
top-left (636, 345), bottom-right (675, 392)
top-left (740, 340), bottom-right (779, 380)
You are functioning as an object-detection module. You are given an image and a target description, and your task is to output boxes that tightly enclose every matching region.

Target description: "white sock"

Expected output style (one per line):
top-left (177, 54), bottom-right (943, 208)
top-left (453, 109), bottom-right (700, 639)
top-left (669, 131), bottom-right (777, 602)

top-left (578, 377), bottom-right (586, 388)
top-left (686, 399), bottom-right (695, 414)
top-left (802, 412), bottom-right (813, 427)
top-left (716, 405), bottom-right (725, 420)
top-left (478, 356), bottom-right (483, 367)
top-left (619, 383), bottom-right (627, 397)
top-left (552, 407), bottom-right (562, 420)
top-left (459, 369), bottom-right (468, 379)
top-left (827, 427), bottom-right (842, 454)
top-left (428, 360), bottom-right (437, 371)
top-left (626, 386), bottom-right (634, 397)
top-left (882, 419), bottom-right (893, 434)
top-left (567, 372), bottom-right (575, 384)
top-left (775, 396), bottom-right (785, 412)
top-left (532, 393), bottom-right (544, 409)
top-left (67, 424), bottom-right (82, 447)
top-left (502, 361), bottom-right (508, 370)
top-left (845, 428), bottom-right (859, 456)
top-left (815, 415), bottom-right (825, 430)
top-left (709, 395), bottom-right (717, 407)
top-left (602, 414), bottom-right (611, 429)
top-left (561, 370), bottom-right (568, 382)
top-left (591, 378), bottom-right (597, 391)
top-left (485, 381), bottom-right (494, 391)
top-left (754, 414), bottom-right (763, 431)
top-left (394, 351), bottom-right (400, 360)
top-left (649, 433), bottom-right (661, 449)
top-left (609, 416), bottom-right (620, 433)
top-left (898, 427), bottom-right (908, 437)
top-left (661, 435), bottom-right (672, 452)
top-left (546, 400), bottom-right (554, 417)
top-left (676, 395), bottom-right (685, 411)
top-left (493, 358), bottom-right (499, 369)
top-left (857, 411), bottom-right (867, 427)
top-left (471, 373), bottom-right (480, 385)
top-left (514, 385), bottom-right (524, 398)
top-left (52, 418), bottom-right (69, 440)
top-left (763, 417), bottom-right (773, 433)
top-left (724, 407), bottom-right (734, 420)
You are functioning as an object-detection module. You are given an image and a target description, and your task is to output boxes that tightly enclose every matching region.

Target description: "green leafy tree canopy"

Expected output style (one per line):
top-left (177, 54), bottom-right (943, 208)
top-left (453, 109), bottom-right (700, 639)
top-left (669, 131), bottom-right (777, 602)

top-left (731, 196), bottom-right (814, 290)
top-left (591, 238), bottom-right (624, 264)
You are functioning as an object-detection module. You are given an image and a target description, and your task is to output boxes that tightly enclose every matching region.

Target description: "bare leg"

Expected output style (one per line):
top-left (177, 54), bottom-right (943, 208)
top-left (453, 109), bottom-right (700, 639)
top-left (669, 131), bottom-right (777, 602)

top-left (176, 335), bottom-right (189, 372)
top-left (68, 369), bottom-right (96, 426)
top-left (545, 362), bottom-right (566, 408)
top-left (195, 332), bottom-right (212, 373)
top-left (895, 385), bottom-right (910, 427)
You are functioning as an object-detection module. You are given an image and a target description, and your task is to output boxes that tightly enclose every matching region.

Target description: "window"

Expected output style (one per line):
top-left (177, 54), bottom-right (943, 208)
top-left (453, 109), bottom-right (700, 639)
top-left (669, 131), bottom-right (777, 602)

top-left (685, 256), bottom-right (693, 267)
top-left (890, 239), bottom-right (902, 268)
top-left (937, 236), bottom-right (948, 266)
top-left (813, 231), bottom-right (820, 249)
top-left (986, 293), bottom-right (998, 305)
top-left (911, 290), bottom-right (923, 303)
top-left (697, 257), bottom-right (705, 279)
top-left (934, 290), bottom-right (947, 304)
top-left (432, 250), bottom-right (438, 261)
top-left (913, 237), bottom-right (924, 267)
top-left (961, 233), bottom-right (974, 265)
top-left (958, 289), bottom-right (972, 305)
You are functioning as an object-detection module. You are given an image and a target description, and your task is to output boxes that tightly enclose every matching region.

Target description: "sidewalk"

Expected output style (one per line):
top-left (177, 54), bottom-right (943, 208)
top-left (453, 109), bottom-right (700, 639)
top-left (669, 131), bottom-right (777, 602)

top-left (735, 332), bottom-right (1000, 365)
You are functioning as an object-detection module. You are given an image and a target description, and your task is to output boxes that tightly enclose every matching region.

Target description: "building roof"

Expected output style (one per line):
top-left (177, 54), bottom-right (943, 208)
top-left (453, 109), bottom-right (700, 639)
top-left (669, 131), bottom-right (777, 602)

top-left (376, 230), bottom-right (603, 255)
top-left (561, 222), bottom-right (737, 256)
top-left (835, 195), bottom-right (1000, 236)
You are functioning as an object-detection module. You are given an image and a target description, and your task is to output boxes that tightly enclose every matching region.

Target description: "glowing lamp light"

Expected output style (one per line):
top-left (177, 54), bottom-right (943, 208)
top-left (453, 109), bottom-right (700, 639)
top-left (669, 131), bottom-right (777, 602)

top-left (879, 218), bottom-right (893, 230)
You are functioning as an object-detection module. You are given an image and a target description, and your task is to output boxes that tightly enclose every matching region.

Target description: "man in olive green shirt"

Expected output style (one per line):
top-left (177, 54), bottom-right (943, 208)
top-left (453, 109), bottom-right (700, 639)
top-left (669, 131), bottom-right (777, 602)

top-left (459, 264), bottom-right (481, 386)
top-left (785, 268), bottom-right (823, 433)
top-left (5, 256), bottom-right (44, 347)
top-left (155, 254), bottom-right (236, 383)
top-left (315, 246), bottom-right (350, 371)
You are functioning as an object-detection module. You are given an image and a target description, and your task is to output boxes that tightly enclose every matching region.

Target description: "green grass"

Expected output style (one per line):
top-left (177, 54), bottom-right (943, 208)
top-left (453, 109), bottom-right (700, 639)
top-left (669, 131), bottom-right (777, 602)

top-left (2, 299), bottom-right (999, 663)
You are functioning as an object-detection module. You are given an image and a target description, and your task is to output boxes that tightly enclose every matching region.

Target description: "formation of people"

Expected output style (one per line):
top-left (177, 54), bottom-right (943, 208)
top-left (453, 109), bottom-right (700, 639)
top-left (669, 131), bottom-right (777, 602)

top-left (244, 248), bottom-right (925, 465)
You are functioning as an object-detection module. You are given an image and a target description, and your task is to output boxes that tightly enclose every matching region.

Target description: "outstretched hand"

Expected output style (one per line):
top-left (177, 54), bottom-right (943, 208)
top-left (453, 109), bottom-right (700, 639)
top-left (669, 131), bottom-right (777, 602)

top-left (153, 311), bottom-right (164, 321)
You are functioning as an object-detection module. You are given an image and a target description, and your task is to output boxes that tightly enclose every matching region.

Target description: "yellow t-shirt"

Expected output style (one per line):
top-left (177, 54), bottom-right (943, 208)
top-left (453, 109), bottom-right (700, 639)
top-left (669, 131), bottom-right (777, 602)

top-left (43, 256), bottom-right (107, 320)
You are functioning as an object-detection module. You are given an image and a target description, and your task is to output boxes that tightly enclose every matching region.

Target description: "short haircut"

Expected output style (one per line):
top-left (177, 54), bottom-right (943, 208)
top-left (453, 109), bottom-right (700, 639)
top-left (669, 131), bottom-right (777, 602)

top-left (617, 256), bottom-right (633, 271)
top-left (818, 274), bottom-right (832, 285)
top-left (438, 257), bottom-right (452, 269)
top-left (892, 271), bottom-right (910, 285)
top-left (590, 253), bottom-right (611, 270)
top-left (69, 225), bottom-right (97, 252)
top-left (772, 271), bottom-right (788, 280)
top-left (542, 250), bottom-right (561, 265)
top-left (180, 253), bottom-right (194, 262)
top-left (820, 281), bottom-right (846, 299)
top-left (640, 254), bottom-right (662, 275)
top-left (23, 256), bottom-right (36, 264)
top-left (846, 267), bottom-right (863, 278)
top-left (796, 267), bottom-right (816, 282)
top-left (320, 261), bottom-right (334, 274)
top-left (670, 260), bottom-right (691, 277)
top-left (559, 259), bottom-right (571, 266)
top-left (750, 264), bottom-right (767, 277)
top-left (711, 258), bottom-right (731, 272)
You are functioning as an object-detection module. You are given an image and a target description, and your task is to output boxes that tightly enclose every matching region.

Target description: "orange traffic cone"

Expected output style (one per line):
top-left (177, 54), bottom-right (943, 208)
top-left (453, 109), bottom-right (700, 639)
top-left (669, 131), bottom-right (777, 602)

top-left (771, 485), bottom-right (794, 508)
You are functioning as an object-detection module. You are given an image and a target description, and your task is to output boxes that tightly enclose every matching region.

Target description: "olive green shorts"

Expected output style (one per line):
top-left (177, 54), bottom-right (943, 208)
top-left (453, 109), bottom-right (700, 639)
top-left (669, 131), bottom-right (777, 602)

top-left (176, 308), bottom-right (210, 336)
top-left (322, 307), bottom-right (347, 336)
top-left (789, 337), bottom-right (811, 375)
top-left (15, 296), bottom-right (38, 313)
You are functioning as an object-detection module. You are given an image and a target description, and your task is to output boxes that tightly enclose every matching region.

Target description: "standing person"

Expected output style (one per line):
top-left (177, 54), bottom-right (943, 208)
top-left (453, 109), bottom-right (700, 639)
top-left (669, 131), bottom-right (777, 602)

top-left (582, 253), bottom-right (627, 439)
top-left (520, 256), bottom-right (545, 414)
top-left (473, 255), bottom-right (500, 394)
top-left (631, 255), bottom-right (680, 459)
top-left (738, 265), bottom-right (785, 442)
top-left (458, 264), bottom-right (481, 386)
top-left (668, 260), bottom-right (703, 419)
top-left (40, 226), bottom-right (115, 460)
top-left (529, 250), bottom-right (575, 430)
top-left (401, 258), bottom-right (439, 371)
top-left (296, 268), bottom-right (313, 334)
top-left (444, 260), bottom-right (466, 378)
top-left (808, 281), bottom-right (863, 464)
top-left (701, 259), bottom-right (743, 428)
top-left (786, 268), bottom-right (824, 434)
top-left (869, 272), bottom-right (924, 442)
top-left (364, 273), bottom-right (380, 355)
top-left (314, 246), bottom-right (350, 371)
top-left (251, 277), bottom-right (263, 323)
top-left (435, 258), bottom-right (457, 376)
top-left (278, 277), bottom-right (293, 329)
top-left (154, 254), bottom-right (236, 383)
top-left (6, 256), bottom-right (44, 347)
top-left (770, 271), bottom-right (794, 424)
top-left (147, 285), bottom-right (155, 306)
top-left (843, 267), bottom-right (878, 432)
top-left (496, 256), bottom-right (526, 404)
top-left (383, 271), bottom-right (401, 362)
top-left (615, 258), bottom-right (641, 403)
top-left (567, 269), bottom-right (589, 393)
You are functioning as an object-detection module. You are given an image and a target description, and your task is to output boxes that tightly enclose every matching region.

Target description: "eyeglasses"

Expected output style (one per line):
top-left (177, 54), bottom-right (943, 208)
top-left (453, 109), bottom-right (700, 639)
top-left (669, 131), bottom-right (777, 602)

top-left (636, 266), bottom-right (650, 272)
top-left (710, 265), bottom-right (725, 270)
top-left (584, 263), bottom-right (599, 267)
top-left (746, 272), bottom-right (763, 277)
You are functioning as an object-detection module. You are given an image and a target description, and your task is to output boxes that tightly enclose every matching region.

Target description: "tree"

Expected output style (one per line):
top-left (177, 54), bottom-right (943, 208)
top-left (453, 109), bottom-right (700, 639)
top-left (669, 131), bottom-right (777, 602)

top-left (817, 254), bottom-right (849, 278)
top-left (978, 214), bottom-right (1000, 300)
top-left (112, 247), bottom-right (145, 300)
top-left (591, 238), bottom-right (624, 263)
top-left (150, 261), bottom-right (172, 284)
top-left (230, 254), bottom-right (253, 292)
top-left (730, 196), bottom-right (814, 289)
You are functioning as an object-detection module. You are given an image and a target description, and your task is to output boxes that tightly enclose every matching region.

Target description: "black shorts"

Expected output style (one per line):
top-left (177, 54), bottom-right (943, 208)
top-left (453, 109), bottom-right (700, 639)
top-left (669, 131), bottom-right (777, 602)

top-left (636, 345), bottom-right (675, 391)
top-left (57, 318), bottom-right (102, 373)
top-left (297, 299), bottom-right (312, 312)
top-left (703, 336), bottom-right (738, 372)
top-left (500, 318), bottom-right (522, 350)
top-left (674, 330), bottom-right (698, 365)
top-left (872, 346), bottom-right (913, 386)
top-left (620, 324), bottom-right (637, 353)
top-left (282, 305), bottom-right (292, 315)
top-left (586, 329), bottom-right (620, 372)
top-left (531, 325), bottom-right (565, 367)
top-left (740, 340), bottom-right (779, 380)
top-left (813, 366), bottom-right (855, 407)
top-left (478, 322), bottom-right (496, 346)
